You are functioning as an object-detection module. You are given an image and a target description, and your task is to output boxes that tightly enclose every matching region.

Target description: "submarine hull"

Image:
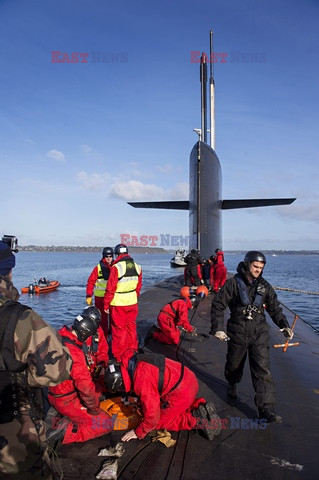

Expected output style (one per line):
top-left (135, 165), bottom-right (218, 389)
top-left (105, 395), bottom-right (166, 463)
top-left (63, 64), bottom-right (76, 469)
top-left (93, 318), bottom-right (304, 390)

top-left (55, 276), bottom-right (319, 480)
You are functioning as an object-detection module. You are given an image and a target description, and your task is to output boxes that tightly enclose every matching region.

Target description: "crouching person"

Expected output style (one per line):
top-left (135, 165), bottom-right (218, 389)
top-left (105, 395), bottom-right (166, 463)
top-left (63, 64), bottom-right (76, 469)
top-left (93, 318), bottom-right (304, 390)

top-left (146, 295), bottom-right (198, 345)
top-left (48, 312), bottom-right (113, 444)
top-left (104, 352), bottom-right (222, 442)
top-left (80, 306), bottom-right (110, 394)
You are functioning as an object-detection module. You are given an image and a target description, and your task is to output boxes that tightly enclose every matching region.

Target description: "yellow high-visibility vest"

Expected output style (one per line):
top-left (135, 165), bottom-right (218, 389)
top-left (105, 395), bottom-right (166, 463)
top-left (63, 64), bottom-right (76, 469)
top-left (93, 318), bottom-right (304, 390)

top-left (110, 259), bottom-right (142, 306)
top-left (94, 263), bottom-right (109, 298)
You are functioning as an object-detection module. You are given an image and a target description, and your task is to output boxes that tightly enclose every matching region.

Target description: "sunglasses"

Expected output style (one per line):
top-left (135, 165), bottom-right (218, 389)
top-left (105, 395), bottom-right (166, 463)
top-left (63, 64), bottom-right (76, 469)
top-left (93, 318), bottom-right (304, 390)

top-left (105, 255), bottom-right (113, 258)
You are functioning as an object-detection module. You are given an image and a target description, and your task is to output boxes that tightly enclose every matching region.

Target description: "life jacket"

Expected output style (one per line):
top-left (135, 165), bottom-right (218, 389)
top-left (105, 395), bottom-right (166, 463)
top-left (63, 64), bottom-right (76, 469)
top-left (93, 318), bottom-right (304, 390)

top-left (62, 332), bottom-right (99, 369)
top-left (110, 256), bottom-right (141, 306)
top-left (94, 261), bottom-right (110, 297)
top-left (127, 352), bottom-right (184, 407)
top-left (235, 275), bottom-right (265, 317)
top-left (0, 300), bottom-right (43, 423)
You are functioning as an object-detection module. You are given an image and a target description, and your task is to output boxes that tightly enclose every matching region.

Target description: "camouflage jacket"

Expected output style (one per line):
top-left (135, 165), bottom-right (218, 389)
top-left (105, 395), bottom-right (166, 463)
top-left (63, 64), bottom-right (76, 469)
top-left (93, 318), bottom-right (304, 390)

top-left (0, 276), bottom-right (71, 389)
top-left (0, 276), bottom-right (72, 478)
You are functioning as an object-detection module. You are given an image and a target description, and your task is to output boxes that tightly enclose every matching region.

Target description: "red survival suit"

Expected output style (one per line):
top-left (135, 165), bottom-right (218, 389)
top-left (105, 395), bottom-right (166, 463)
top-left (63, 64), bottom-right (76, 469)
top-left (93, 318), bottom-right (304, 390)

top-left (121, 354), bottom-right (205, 439)
top-left (210, 251), bottom-right (227, 292)
top-left (86, 258), bottom-right (112, 336)
top-left (48, 326), bottom-right (112, 444)
top-left (104, 254), bottom-right (142, 363)
top-left (153, 298), bottom-right (194, 345)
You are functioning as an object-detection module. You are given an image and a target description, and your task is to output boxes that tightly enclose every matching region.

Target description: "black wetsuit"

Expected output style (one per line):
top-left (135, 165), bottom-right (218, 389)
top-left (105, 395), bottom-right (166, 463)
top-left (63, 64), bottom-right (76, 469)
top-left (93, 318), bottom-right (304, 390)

top-left (210, 262), bottom-right (289, 412)
top-left (184, 252), bottom-right (204, 287)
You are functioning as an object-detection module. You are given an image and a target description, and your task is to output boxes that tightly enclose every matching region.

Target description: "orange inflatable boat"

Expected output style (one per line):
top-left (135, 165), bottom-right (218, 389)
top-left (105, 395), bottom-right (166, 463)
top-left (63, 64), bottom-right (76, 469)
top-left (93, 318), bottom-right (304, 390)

top-left (21, 280), bottom-right (60, 294)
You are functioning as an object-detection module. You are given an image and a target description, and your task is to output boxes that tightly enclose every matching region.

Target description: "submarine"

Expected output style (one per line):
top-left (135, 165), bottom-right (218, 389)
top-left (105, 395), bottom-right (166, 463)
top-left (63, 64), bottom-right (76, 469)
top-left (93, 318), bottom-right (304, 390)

top-left (128, 31), bottom-right (296, 259)
top-left (54, 34), bottom-right (318, 480)
top-left (55, 275), bottom-right (319, 480)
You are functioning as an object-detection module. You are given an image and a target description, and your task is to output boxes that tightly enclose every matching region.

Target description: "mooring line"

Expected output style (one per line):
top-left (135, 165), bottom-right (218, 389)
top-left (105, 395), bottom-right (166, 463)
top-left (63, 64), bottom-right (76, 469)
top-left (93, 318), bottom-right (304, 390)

top-left (274, 286), bottom-right (319, 295)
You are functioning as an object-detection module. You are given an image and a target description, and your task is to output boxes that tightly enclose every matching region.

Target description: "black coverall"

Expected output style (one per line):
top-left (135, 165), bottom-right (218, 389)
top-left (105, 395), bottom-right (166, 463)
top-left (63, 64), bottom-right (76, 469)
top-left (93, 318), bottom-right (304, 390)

top-left (210, 263), bottom-right (290, 412)
top-left (184, 252), bottom-right (204, 287)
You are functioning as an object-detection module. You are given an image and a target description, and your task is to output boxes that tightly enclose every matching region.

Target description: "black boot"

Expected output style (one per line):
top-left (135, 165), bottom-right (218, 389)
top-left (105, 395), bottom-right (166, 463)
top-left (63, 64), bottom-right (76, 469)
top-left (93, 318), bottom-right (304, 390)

top-left (192, 402), bottom-right (221, 440)
top-left (144, 324), bottom-right (157, 345)
top-left (227, 383), bottom-right (238, 399)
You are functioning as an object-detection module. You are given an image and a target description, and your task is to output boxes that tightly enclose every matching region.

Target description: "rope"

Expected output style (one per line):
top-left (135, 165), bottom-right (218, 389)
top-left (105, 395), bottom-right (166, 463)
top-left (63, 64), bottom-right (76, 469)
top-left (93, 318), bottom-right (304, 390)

top-left (274, 286), bottom-right (319, 296)
top-left (46, 446), bottom-right (64, 480)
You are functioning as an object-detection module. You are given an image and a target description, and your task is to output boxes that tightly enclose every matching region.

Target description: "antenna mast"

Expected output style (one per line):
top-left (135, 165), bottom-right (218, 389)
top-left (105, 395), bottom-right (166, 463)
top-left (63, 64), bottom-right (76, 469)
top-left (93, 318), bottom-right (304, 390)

top-left (200, 53), bottom-right (207, 143)
top-left (209, 30), bottom-right (215, 149)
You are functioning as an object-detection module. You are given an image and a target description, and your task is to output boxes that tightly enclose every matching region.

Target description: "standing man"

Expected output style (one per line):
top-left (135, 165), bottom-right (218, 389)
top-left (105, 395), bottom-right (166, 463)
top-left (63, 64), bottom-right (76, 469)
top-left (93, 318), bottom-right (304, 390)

top-left (0, 238), bottom-right (71, 479)
top-left (104, 244), bottom-right (142, 363)
top-left (210, 251), bottom-right (293, 423)
top-left (86, 247), bottom-right (114, 337)
top-left (184, 249), bottom-right (204, 287)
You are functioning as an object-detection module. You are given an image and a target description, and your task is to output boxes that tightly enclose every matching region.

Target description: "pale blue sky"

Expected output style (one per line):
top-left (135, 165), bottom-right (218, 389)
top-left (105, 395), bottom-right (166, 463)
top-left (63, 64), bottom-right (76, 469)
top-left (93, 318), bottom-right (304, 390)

top-left (1, 0), bottom-right (318, 250)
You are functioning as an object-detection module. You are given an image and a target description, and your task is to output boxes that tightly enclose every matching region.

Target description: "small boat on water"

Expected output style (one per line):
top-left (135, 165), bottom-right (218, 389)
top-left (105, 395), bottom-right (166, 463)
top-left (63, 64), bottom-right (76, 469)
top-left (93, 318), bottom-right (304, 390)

top-left (170, 249), bottom-right (187, 267)
top-left (21, 280), bottom-right (60, 294)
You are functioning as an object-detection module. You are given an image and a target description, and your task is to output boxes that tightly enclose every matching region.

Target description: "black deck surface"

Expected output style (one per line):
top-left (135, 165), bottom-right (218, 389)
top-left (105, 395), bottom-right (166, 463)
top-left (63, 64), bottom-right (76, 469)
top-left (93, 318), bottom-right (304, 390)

top-left (54, 275), bottom-right (319, 479)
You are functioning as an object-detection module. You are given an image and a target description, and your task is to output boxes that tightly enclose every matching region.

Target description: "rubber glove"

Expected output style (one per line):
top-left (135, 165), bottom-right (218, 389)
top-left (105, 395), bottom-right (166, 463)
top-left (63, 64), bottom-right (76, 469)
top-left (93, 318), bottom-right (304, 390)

top-left (214, 331), bottom-right (230, 342)
top-left (86, 296), bottom-right (93, 306)
top-left (280, 327), bottom-right (294, 340)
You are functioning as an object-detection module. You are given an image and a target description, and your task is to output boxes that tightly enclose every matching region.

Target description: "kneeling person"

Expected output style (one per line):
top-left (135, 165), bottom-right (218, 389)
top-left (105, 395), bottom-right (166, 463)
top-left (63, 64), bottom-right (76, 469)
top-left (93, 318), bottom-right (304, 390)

top-left (149, 296), bottom-right (198, 345)
top-left (48, 312), bottom-right (113, 444)
top-left (105, 353), bottom-right (221, 442)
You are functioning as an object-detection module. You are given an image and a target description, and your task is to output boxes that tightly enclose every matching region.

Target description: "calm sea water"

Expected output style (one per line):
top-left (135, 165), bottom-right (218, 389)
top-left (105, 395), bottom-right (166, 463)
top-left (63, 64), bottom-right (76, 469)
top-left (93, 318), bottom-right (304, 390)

top-left (13, 252), bottom-right (319, 332)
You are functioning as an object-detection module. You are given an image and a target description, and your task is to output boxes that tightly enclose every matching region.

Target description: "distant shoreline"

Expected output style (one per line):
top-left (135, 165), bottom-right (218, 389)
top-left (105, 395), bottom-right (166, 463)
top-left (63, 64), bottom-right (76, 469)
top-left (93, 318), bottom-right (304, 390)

top-left (18, 246), bottom-right (319, 255)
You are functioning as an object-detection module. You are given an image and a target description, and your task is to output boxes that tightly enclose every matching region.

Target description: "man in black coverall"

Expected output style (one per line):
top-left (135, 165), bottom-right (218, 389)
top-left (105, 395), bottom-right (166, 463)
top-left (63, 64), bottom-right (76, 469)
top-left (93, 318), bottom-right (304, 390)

top-left (210, 251), bottom-right (293, 423)
top-left (184, 249), bottom-right (204, 287)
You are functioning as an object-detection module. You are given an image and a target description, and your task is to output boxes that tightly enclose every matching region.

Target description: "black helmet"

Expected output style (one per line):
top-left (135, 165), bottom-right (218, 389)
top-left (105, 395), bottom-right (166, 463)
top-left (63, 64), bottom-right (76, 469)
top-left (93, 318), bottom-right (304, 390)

top-left (114, 244), bottom-right (128, 255)
top-left (215, 248), bottom-right (221, 253)
top-left (191, 248), bottom-right (198, 254)
top-left (189, 295), bottom-right (199, 308)
top-left (244, 251), bottom-right (266, 269)
top-left (72, 314), bottom-right (98, 342)
top-left (102, 247), bottom-right (114, 258)
top-left (104, 360), bottom-right (124, 393)
top-left (81, 306), bottom-right (101, 327)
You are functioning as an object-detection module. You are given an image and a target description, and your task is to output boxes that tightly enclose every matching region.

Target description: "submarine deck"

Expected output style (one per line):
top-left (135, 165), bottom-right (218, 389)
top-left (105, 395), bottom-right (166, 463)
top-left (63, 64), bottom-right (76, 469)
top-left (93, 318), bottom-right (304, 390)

top-left (55, 275), bottom-right (319, 480)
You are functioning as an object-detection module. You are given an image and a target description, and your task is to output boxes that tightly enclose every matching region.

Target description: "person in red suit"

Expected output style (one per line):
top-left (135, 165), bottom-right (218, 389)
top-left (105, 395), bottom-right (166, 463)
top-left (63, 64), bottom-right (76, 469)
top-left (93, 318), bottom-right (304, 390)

top-left (80, 306), bottom-right (110, 393)
top-left (104, 354), bottom-right (222, 441)
top-left (210, 249), bottom-right (227, 292)
top-left (48, 312), bottom-right (113, 444)
top-left (146, 296), bottom-right (198, 345)
top-left (86, 247), bottom-right (114, 337)
top-left (103, 244), bottom-right (142, 363)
